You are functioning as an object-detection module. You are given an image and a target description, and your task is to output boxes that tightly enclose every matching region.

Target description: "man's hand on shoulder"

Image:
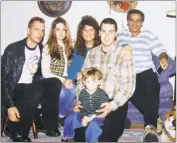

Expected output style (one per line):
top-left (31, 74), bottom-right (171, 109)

top-left (8, 106), bottom-right (20, 122)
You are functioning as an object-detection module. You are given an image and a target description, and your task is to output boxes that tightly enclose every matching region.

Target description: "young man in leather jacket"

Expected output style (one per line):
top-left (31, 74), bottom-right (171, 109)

top-left (1, 17), bottom-right (62, 142)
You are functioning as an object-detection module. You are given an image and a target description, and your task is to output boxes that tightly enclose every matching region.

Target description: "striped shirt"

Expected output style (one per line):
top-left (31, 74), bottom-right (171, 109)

top-left (79, 88), bottom-right (109, 116)
top-left (80, 42), bottom-right (136, 111)
top-left (118, 30), bottom-right (166, 74)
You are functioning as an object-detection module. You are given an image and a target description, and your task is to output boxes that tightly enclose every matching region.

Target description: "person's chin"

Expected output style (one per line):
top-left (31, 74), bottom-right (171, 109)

top-left (103, 43), bottom-right (111, 47)
top-left (35, 39), bottom-right (42, 44)
top-left (85, 39), bottom-right (93, 42)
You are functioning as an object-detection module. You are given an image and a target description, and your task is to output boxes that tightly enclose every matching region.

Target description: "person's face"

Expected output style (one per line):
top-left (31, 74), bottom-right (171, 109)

top-left (55, 23), bottom-right (66, 41)
top-left (83, 76), bottom-right (101, 92)
top-left (99, 23), bottom-right (117, 47)
top-left (27, 21), bottom-right (45, 44)
top-left (82, 25), bottom-right (96, 43)
top-left (127, 13), bottom-right (143, 34)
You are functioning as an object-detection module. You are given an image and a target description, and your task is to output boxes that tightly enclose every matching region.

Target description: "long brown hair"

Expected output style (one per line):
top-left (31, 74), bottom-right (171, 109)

top-left (75, 15), bottom-right (101, 57)
top-left (47, 17), bottom-right (73, 59)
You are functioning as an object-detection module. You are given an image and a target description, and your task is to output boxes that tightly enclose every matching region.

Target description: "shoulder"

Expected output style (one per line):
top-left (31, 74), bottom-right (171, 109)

top-left (97, 88), bottom-right (109, 99)
top-left (73, 48), bottom-right (79, 56)
top-left (80, 89), bottom-right (86, 95)
top-left (118, 30), bottom-right (129, 36)
top-left (43, 44), bottom-right (48, 49)
top-left (3, 38), bottom-right (26, 55)
top-left (79, 89), bottom-right (87, 99)
top-left (42, 44), bottom-right (49, 54)
top-left (141, 30), bottom-right (155, 38)
top-left (87, 45), bottom-right (100, 54)
top-left (97, 88), bottom-right (108, 95)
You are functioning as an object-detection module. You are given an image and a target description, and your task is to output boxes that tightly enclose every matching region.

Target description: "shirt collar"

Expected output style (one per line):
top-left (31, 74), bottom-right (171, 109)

top-left (98, 41), bottom-right (118, 53)
top-left (124, 29), bottom-right (142, 38)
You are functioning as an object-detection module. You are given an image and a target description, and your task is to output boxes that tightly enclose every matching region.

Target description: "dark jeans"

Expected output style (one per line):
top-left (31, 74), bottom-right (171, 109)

top-left (7, 78), bottom-right (62, 136)
top-left (130, 68), bottom-right (160, 128)
top-left (74, 102), bottom-right (128, 142)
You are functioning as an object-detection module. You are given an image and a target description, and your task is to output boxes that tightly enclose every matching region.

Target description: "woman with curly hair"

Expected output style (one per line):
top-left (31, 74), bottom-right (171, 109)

top-left (68, 15), bottom-right (101, 81)
top-left (41, 17), bottom-right (76, 123)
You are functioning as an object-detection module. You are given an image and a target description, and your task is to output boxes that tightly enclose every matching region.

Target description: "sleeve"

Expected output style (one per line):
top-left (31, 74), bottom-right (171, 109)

top-left (1, 45), bottom-right (15, 109)
top-left (81, 50), bottom-right (91, 72)
top-left (96, 90), bottom-right (110, 111)
top-left (41, 44), bottom-right (65, 83)
top-left (149, 32), bottom-right (167, 57)
top-left (78, 90), bottom-right (88, 116)
top-left (100, 90), bottom-right (110, 104)
top-left (111, 50), bottom-right (136, 111)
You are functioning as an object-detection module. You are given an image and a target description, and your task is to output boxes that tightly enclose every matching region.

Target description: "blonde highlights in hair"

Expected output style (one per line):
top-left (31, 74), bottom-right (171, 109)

top-left (82, 67), bottom-right (102, 81)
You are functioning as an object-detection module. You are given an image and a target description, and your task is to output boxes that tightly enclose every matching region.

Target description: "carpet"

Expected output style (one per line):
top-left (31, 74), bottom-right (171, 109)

top-left (1, 128), bottom-right (144, 142)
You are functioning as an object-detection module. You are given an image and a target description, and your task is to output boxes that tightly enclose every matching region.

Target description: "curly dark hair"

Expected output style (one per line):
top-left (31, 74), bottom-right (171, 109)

top-left (75, 15), bottom-right (101, 57)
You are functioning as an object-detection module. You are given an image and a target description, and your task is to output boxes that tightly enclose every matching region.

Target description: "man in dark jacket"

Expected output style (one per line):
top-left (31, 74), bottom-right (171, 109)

top-left (1, 17), bottom-right (62, 142)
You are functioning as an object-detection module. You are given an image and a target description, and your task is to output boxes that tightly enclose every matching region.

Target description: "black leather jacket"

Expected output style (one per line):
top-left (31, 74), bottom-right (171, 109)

top-left (1, 38), bottom-right (43, 110)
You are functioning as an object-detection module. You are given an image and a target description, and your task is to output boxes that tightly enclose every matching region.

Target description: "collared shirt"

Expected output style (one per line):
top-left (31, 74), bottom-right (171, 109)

top-left (118, 30), bottom-right (167, 74)
top-left (80, 42), bottom-right (136, 111)
top-left (79, 88), bottom-right (109, 116)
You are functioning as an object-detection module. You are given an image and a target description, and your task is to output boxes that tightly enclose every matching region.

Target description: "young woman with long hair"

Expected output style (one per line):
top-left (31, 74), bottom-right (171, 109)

top-left (68, 15), bottom-right (101, 81)
top-left (41, 17), bottom-right (75, 123)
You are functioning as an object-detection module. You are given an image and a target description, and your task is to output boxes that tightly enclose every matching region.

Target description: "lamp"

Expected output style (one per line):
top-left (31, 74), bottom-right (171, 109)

top-left (166, 10), bottom-right (176, 18)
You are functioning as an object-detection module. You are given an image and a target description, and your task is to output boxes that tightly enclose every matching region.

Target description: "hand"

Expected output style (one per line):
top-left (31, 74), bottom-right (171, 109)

top-left (63, 79), bottom-right (74, 89)
top-left (160, 58), bottom-right (168, 70)
top-left (96, 102), bottom-right (113, 118)
top-left (74, 100), bottom-right (83, 112)
top-left (81, 116), bottom-right (90, 127)
top-left (77, 72), bottom-right (83, 81)
top-left (8, 107), bottom-right (20, 122)
top-left (119, 45), bottom-right (132, 60)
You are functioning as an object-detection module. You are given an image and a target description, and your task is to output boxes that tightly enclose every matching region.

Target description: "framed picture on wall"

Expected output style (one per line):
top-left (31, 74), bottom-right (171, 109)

top-left (37, 1), bottom-right (72, 17)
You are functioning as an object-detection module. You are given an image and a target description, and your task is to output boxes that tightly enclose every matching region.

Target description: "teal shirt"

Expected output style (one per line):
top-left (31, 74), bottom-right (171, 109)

top-left (68, 48), bottom-right (92, 80)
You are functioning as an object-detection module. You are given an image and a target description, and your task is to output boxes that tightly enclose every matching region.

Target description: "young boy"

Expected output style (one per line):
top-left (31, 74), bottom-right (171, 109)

top-left (62, 67), bottom-right (109, 142)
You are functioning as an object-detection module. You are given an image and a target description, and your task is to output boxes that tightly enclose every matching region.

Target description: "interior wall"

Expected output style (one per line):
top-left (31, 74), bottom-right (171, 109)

top-left (1, 1), bottom-right (176, 92)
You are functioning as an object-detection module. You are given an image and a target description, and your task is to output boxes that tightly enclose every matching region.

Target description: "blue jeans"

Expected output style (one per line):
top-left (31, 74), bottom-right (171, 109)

top-left (59, 85), bottom-right (76, 117)
top-left (64, 112), bottom-right (104, 142)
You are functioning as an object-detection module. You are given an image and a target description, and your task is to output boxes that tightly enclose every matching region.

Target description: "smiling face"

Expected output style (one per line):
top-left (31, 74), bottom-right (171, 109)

top-left (55, 22), bottom-right (66, 41)
top-left (82, 25), bottom-right (96, 43)
top-left (99, 23), bottom-right (117, 47)
top-left (27, 21), bottom-right (45, 44)
top-left (127, 13), bottom-right (143, 35)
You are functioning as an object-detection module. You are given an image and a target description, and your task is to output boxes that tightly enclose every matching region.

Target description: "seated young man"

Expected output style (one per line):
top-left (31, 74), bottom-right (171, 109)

top-left (1, 17), bottom-right (62, 142)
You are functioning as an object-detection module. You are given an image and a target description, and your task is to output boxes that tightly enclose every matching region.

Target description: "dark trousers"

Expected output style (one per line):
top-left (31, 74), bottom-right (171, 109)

top-left (130, 69), bottom-right (160, 128)
top-left (7, 78), bottom-right (62, 136)
top-left (74, 102), bottom-right (128, 142)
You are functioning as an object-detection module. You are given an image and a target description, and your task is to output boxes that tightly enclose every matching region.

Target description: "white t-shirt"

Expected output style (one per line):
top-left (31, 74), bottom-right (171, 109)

top-left (18, 45), bottom-right (40, 84)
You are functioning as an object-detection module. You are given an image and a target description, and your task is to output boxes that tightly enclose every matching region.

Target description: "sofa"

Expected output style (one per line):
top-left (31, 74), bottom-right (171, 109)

top-left (127, 55), bottom-right (176, 123)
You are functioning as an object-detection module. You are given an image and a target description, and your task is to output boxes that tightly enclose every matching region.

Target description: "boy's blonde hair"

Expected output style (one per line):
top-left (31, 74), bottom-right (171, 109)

top-left (82, 67), bottom-right (102, 81)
